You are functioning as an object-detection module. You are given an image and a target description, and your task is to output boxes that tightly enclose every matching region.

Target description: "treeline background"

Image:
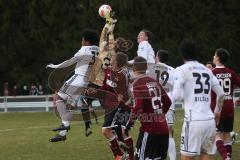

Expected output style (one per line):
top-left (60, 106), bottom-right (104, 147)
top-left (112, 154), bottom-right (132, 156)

top-left (0, 0), bottom-right (240, 94)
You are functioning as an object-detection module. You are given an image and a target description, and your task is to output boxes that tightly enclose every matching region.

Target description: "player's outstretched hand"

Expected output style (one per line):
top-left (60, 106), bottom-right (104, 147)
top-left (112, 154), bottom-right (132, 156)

top-left (46, 64), bottom-right (56, 69)
top-left (117, 94), bottom-right (124, 102)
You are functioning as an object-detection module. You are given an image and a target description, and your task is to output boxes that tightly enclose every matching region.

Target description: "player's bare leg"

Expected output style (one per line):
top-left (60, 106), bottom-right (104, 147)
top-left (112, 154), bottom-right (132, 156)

top-left (181, 154), bottom-right (195, 160)
top-left (199, 154), bottom-right (214, 160)
top-left (50, 99), bottom-right (72, 142)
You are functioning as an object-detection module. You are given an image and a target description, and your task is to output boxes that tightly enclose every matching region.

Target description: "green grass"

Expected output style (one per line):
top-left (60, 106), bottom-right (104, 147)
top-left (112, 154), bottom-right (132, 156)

top-left (0, 108), bottom-right (239, 160)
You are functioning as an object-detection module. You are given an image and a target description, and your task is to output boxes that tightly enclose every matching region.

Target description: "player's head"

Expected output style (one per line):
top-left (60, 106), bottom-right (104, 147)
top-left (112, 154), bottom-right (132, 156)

top-left (179, 39), bottom-right (196, 61)
top-left (137, 29), bottom-right (152, 43)
top-left (213, 48), bottom-right (230, 65)
top-left (206, 61), bottom-right (215, 70)
top-left (133, 56), bottom-right (147, 74)
top-left (156, 49), bottom-right (169, 63)
top-left (81, 29), bottom-right (99, 46)
top-left (110, 52), bottom-right (128, 71)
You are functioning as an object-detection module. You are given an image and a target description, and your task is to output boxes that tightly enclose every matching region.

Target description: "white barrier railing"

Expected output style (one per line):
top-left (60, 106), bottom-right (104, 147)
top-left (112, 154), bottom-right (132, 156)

top-left (0, 95), bottom-right (54, 112)
top-left (0, 88), bottom-right (239, 112)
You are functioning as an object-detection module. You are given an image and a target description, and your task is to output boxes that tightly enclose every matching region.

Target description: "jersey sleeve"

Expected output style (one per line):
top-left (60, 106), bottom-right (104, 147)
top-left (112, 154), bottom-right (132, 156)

top-left (173, 67), bottom-right (185, 101)
top-left (74, 48), bottom-right (85, 57)
top-left (211, 74), bottom-right (224, 112)
top-left (160, 85), bottom-right (171, 114)
top-left (137, 42), bottom-right (148, 59)
top-left (211, 73), bottom-right (224, 97)
top-left (211, 74), bottom-right (221, 88)
top-left (51, 56), bottom-right (78, 68)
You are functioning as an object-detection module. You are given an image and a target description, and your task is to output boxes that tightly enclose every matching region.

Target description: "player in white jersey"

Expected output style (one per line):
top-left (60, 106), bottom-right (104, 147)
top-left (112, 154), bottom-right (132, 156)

top-left (173, 40), bottom-right (224, 160)
top-left (46, 29), bottom-right (99, 142)
top-left (129, 29), bottom-right (155, 64)
top-left (148, 49), bottom-right (176, 160)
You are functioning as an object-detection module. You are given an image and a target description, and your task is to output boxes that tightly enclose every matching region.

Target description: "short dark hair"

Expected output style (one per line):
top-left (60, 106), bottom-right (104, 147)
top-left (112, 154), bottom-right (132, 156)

top-left (206, 61), bottom-right (215, 68)
top-left (115, 52), bottom-right (128, 68)
top-left (141, 29), bottom-right (153, 41)
top-left (81, 29), bottom-right (99, 46)
top-left (133, 56), bottom-right (147, 73)
top-left (215, 48), bottom-right (230, 64)
top-left (157, 49), bottom-right (169, 63)
top-left (180, 39), bottom-right (196, 60)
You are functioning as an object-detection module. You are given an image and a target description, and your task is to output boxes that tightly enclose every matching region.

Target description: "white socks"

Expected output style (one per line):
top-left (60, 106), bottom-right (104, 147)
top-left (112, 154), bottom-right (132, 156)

top-left (168, 137), bottom-right (176, 160)
top-left (62, 121), bottom-right (70, 127)
top-left (56, 100), bottom-right (72, 121)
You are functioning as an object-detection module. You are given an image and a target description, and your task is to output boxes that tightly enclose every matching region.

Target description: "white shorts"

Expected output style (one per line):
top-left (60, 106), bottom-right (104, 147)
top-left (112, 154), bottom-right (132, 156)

top-left (166, 109), bottom-right (174, 125)
top-left (180, 119), bottom-right (216, 156)
top-left (58, 74), bottom-right (88, 105)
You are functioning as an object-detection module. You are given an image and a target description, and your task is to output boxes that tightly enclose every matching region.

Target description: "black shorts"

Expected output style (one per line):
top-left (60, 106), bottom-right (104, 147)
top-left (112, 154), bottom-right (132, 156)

top-left (84, 83), bottom-right (101, 105)
top-left (114, 108), bottom-right (130, 127)
top-left (102, 108), bottom-right (130, 128)
top-left (217, 116), bottom-right (234, 132)
top-left (135, 131), bottom-right (169, 160)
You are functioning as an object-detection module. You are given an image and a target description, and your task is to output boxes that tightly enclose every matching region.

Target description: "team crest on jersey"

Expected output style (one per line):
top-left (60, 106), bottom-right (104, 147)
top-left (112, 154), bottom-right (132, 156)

top-left (106, 79), bottom-right (117, 88)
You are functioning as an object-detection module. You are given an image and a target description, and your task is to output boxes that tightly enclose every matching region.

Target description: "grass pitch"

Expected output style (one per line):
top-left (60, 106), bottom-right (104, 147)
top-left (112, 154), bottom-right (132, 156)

top-left (0, 108), bottom-right (239, 160)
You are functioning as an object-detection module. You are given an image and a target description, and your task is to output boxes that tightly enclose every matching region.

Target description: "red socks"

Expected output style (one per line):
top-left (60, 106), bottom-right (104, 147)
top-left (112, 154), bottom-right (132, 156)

top-left (125, 137), bottom-right (134, 160)
top-left (216, 140), bottom-right (228, 159)
top-left (109, 137), bottom-right (123, 157)
top-left (225, 144), bottom-right (232, 158)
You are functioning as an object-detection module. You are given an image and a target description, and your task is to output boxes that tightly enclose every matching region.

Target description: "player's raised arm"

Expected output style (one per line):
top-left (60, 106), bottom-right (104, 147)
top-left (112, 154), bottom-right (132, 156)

top-left (211, 75), bottom-right (225, 114)
top-left (211, 75), bottom-right (225, 125)
top-left (46, 56), bottom-right (78, 69)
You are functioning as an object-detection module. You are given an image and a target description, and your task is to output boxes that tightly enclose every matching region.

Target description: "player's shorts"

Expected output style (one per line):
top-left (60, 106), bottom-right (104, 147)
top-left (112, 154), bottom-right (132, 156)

top-left (135, 131), bottom-right (169, 160)
top-left (84, 83), bottom-right (101, 105)
top-left (166, 109), bottom-right (174, 125)
top-left (102, 108), bottom-right (130, 128)
top-left (180, 119), bottom-right (216, 156)
top-left (217, 117), bottom-right (234, 133)
top-left (58, 74), bottom-right (88, 103)
top-left (102, 108), bottom-right (118, 128)
top-left (115, 108), bottom-right (130, 127)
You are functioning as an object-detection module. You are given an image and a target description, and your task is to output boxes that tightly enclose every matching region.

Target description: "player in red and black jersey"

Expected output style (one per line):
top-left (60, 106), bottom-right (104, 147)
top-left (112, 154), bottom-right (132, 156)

top-left (125, 56), bottom-right (171, 160)
top-left (101, 52), bottom-right (133, 160)
top-left (211, 48), bottom-right (240, 159)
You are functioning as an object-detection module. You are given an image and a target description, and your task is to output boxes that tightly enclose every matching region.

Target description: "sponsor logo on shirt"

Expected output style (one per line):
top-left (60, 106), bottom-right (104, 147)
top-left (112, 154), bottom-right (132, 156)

top-left (106, 79), bottom-right (117, 88)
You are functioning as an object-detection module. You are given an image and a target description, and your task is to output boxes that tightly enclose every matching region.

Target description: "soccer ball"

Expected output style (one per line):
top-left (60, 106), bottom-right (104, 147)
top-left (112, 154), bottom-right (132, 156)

top-left (98, 4), bottom-right (112, 18)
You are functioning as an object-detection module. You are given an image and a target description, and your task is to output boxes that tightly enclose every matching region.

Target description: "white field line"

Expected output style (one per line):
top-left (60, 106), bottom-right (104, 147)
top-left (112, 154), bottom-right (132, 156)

top-left (0, 122), bottom-right (82, 133)
top-left (0, 125), bottom-right (56, 132)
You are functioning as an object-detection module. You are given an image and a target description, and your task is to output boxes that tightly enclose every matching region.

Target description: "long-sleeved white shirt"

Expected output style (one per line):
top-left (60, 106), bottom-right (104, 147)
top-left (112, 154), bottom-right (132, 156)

top-left (173, 61), bottom-right (224, 121)
top-left (47, 46), bottom-right (99, 76)
top-left (129, 41), bottom-right (155, 64)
